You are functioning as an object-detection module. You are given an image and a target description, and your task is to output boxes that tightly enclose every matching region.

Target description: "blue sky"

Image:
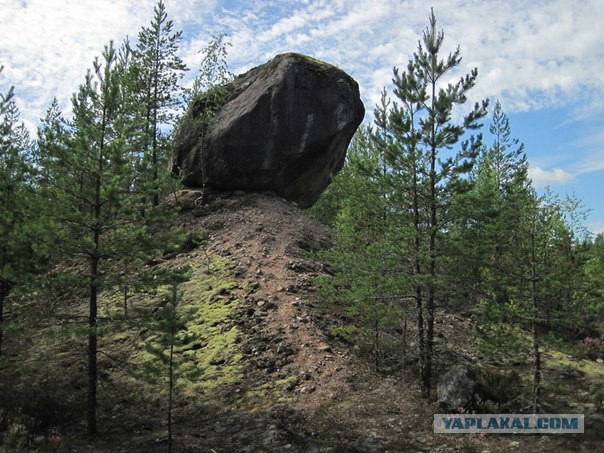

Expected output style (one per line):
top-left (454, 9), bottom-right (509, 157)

top-left (1, 0), bottom-right (603, 234)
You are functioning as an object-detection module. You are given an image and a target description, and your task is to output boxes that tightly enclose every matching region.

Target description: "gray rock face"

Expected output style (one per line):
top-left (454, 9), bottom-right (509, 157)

top-left (172, 52), bottom-right (365, 208)
top-left (437, 366), bottom-right (478, 411)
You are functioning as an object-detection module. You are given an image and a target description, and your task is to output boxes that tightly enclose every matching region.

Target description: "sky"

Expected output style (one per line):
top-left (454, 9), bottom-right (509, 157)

top-left (1, 0), bottom-right (603, 234)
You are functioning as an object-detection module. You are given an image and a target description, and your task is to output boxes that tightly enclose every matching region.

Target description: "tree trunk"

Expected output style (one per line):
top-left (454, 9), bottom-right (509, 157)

top-left (168, 337), bottom-right (174, 453)
top-left (168, 285), bottom-right (177, 453)
top-left (0, 280), bottom-right (6, 357)
top-left (422, 77), bottom-right (438, 399)
top-left (412, 159), bottom-right (427, 397)
top-left (530, 205), bottom-right (541, 413)
top-left (88, 104), bottom-right (106, 437)
top-left (374, 316), bottom-right (380, 372)
top-left (151, 32), bottom-right (161, 207)
top-left (87, 256), bottom-right (99, 436)
top-left (123, 284), bottom-right (128, 318)
top-left (401, 311), bottom-right (408, 380)
top-left (532, 318), bottom-right (541, 413)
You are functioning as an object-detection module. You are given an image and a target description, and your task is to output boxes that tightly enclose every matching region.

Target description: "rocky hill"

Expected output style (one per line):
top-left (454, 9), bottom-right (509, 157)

top-left (1, 189), bottom-right (602, 452)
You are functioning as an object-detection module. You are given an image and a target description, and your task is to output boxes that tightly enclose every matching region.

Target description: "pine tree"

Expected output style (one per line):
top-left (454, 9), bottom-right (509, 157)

top-left (129, 0), bottom-right (187, 207)
top-left (318, 128), bottom-right (407, 370)
top-left (381, 9), bottom-right (488, 397)
top-left (139, 268), bottom-right (190, 452)
top-left (512, 190), bottom-right (562, 412)
top-left (0, 70), bottom-right (33, 356)
top-left (457, 101), bottom-right (531, 314)
top-left (36, 42), bottom-right (153, 435)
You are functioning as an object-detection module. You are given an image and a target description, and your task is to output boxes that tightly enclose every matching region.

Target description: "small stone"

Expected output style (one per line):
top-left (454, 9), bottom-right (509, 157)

top-left (299, 385), bottom-right (316, 394)
top-left (300, 371), bottom-right (312, 380)
top-left (317, 343), bottom-right (332, 352)
top-left (596, 358), bottom-right (603, 363)
top-left (257, 300), bottom-right (266, 307)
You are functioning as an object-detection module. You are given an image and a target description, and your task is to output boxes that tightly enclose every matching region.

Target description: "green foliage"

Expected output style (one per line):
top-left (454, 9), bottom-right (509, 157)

top-left (187, 32), bottom-right (233, 101)
top-left (32, 37), bottom-right (184, 435)
top-left (316, 127), bottom-right (409, 371)
top-left (317, 10), bottom-right (493, 392)
top-left (184, 32), bottom-right (233, 131)
top-left (127, 0), bottom-right (188, 206)
top-left (372, 9), bottom-right (487, 394)
top-left (0, 66), bottom-right (34, 356)
top-left (329, 324), bottom-right (358, 344)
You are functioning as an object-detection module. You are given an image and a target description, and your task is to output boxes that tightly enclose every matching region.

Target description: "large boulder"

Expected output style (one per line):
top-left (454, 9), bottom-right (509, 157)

top-left (172, 52), bottom-right (365, 208)
top-left (437, 365), bottom-right (521, 412)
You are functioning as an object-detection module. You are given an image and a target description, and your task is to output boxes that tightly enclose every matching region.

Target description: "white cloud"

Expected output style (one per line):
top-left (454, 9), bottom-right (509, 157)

top-left (1, 1), bottom-right (139, 119)
top-left (2, 0), bottom-right (604, 133)
top-left (589, 221), bottom-right (604, 236)
top-left (575, 153), bottom-right (604, 176)
top-left (528, 166), bottom-right (576, 186)
top-left (0, 0), bottom-right (216, 123)
top-left (2, 0), bottom-right (603, 230)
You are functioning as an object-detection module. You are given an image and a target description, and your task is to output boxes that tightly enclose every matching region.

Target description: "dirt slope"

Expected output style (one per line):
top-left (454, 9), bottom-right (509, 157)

top-left (164, 190), bottom-right (597, 453)
top-left (169, 190), bottom-right (433, 452)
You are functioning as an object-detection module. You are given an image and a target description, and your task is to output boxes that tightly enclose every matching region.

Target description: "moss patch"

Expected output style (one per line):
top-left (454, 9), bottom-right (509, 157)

top-left (131, 254), bottom-right (244, 402)
top-left (275, 375), bottom-right (299, 391)
top-left (543, 350), bottom-right (604, 379)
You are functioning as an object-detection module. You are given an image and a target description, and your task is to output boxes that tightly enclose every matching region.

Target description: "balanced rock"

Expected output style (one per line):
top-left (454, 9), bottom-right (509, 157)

top-left (172, 52), bottom-right (365, 208)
